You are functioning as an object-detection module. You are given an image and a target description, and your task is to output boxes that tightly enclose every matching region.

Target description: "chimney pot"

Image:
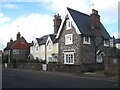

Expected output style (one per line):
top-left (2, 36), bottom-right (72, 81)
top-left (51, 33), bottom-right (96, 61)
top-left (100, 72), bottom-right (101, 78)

top-left (92, 9), bottom-right (98, 15)
top-left (17, 32), bottom-right (21, 40)
top-left (10, 38), bottom-right (13, 42)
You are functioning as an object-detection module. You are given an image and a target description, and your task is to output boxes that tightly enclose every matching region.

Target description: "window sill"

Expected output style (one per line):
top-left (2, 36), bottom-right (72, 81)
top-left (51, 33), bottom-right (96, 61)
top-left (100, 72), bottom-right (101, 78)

top-left (83, 42), bottom-right (91, 45)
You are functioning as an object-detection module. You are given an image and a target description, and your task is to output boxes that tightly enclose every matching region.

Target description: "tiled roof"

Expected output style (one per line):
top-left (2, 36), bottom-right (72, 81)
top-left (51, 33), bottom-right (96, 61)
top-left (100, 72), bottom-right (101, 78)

top-left (36, 34), bottom-right (58, 45)
top-left (4, 37), bottom-right (29, 51)
top-left (67, 7), bottom-right (110, 39)
top-left (4, 41), bottom-right (17, 51)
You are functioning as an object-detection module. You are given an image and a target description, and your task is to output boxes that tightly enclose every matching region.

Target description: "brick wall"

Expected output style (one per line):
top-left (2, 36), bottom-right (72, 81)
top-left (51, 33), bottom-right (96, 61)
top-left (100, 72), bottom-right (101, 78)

top-left (47, 63), bottom-right (104, 73)
top-left (7, 63), bottom-right (42, 71)
top-left (104, 57), bottom-right (120, 76)
top-left (11, 49), bottom-right (29, 61)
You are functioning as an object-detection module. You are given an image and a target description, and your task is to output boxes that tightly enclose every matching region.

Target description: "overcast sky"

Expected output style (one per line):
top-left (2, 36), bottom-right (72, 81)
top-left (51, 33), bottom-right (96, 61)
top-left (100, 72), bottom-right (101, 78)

top-left (0, 0), bottom-right (119, 50)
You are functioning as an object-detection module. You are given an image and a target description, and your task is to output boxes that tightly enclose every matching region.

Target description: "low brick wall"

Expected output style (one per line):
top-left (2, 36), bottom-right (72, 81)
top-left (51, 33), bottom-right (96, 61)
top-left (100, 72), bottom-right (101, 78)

top-left (7, 63), bottom-right (42, 71)
top-left (104, 57), bottom-right (119, 76)
top-left (82, 63), bottom-right (104, 72)
top-left (47, 64), bottom-right (82, 73)
top-left (47, 63), bottom-right (104, 73)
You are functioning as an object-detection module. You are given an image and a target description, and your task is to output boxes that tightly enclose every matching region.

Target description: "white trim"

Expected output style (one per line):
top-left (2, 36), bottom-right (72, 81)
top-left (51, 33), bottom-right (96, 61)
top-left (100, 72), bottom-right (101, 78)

top-left (110, 38), bottom-right (114, 47)
top-left (104, 39), bottom-right (109, 47)
top-left (56, 8), bottom-right (81, 39)
top-left (46, 36), bottom-right (53, 51)
top-left (47, 56), bottom-right (52, 63)
top-left (83, 36), bottom-right (91, 44)
top-left (64, 52), bottom-right (74, 64)
top-left (65, 34), bottom-right (73, 45)
top-left (66, 19), bottom-right (72, 30)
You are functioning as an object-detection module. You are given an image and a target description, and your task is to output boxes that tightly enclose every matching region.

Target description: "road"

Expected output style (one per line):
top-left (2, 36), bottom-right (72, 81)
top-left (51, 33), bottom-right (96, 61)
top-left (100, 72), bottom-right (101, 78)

top-left (2, 68), bottom-right (119, 88)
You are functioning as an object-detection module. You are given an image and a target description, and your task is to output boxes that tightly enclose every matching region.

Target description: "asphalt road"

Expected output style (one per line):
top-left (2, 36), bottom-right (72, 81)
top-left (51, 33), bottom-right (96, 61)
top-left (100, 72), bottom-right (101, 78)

top-left (2, 68), bottom-right (119, 88)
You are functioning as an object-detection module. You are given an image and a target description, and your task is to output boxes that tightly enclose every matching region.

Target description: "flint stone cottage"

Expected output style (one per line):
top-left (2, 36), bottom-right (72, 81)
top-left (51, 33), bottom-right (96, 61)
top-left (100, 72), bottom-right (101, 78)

top-left (54, 8), bottom-right (112, 72)
top-left (4, 32), bottom-right (30, 63)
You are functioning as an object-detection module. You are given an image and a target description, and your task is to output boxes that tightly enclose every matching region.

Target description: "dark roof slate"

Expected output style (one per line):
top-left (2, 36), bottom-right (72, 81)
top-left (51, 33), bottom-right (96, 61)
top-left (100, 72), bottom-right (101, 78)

top-left (36, 34), bottom-right (57, 45)
top-left (67, 7), bottom-right (110, 39)
top-left (115, 39), bottom-right (120, 44)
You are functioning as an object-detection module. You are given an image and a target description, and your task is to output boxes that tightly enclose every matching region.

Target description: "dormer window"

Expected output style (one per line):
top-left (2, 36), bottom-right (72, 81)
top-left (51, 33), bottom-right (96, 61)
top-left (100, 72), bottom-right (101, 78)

top-left (36, 46), bottom-right (39, 52)
top-left (104, 39), bottom-right (109, 47)
top-left (83, 36), bottom-right (91, 44)
top-left (47, 40), bottom-right (52, 51)
top-left (66, 19), bottom-right (72, 30)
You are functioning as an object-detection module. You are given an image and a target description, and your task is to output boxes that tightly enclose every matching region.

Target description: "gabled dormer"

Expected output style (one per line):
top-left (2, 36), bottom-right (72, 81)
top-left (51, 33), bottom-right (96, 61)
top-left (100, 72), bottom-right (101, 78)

top-left (46, 36), bottom-right (53, 51)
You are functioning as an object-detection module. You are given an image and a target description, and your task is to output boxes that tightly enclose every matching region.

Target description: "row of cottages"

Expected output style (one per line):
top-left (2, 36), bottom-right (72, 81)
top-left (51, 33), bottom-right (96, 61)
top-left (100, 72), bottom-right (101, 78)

top-left (3, 32), bottom-right (30, 63)
top-left (30, 7), bottom-right (114, 66)
top-left (30, 14), bottom-right (61, 64)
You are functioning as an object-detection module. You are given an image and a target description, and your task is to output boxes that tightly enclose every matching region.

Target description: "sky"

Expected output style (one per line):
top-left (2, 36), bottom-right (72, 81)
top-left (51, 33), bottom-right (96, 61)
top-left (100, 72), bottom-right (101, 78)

top-left (0, 0), bottom-right (119, 50)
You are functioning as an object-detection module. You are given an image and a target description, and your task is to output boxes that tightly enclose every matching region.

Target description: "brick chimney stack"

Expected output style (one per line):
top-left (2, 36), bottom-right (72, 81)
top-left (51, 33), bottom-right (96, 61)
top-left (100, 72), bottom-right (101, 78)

top-left (10, 38), bottom-right (13, 42)
top-left (17, 32), bottom-right (21, 40)
top-left (91, 9), bottom-right (101, 36)
top-left (91, 9), bottom-right (100, 29)
top-left (53, 14), bottom-right (62, 34)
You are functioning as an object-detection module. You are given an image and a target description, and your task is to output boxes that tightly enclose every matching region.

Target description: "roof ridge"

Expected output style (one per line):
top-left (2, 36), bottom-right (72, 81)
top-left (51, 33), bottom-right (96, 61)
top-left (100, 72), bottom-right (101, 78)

top-left (67, 7), bottom-right (90, 17)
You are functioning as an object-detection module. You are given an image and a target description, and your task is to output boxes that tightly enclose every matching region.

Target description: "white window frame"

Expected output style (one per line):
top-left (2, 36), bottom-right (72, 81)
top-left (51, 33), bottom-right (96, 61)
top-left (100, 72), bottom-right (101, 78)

top-left (13, 49), bottom-right (19, 54)
top-left (83, 36), bottom-right (91, 44)
top-left (47, 42), bottom-right (52, 51)
top-left (64, 52), bottom-right (74, 64)
top-left (65, 34), bottom-right (73, 45)
top-left (48, 56), bottom-right (52, 62)
top-left (104, 39), bottom-right (109, 47)
top-left (110, 39), bottom-right (114, 47)
top-left (66, 19), bottom-right (72, 30)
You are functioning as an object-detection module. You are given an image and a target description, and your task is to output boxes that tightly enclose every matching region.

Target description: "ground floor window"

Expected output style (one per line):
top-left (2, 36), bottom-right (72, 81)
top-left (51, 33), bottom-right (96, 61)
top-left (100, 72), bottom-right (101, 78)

top-left (48, 57), bottom-right (52, 62)
top-left (64, 52), bottom-right (74, 64)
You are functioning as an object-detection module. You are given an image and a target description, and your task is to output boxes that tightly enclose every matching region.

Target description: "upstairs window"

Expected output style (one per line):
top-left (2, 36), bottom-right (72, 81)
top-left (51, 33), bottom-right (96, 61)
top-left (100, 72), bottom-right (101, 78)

top-left (104, 39), bottom-right (109, 47)
top-left (110, 39), bottom-right (114, 47)
top-left (47, 41), bottom-right (52, 51)
top-left (36, 46), bottom-right (39, 52)
top-left (21, 39), bottom-right (25, 44)
top-left (66, 19), bottom-right (72, 30)
top-left (65, 34), bottom-right (73, 45)
top-left (83, 36), bottom-right (91, 44)
top-left (13, 49), bottom-right (19, 54)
